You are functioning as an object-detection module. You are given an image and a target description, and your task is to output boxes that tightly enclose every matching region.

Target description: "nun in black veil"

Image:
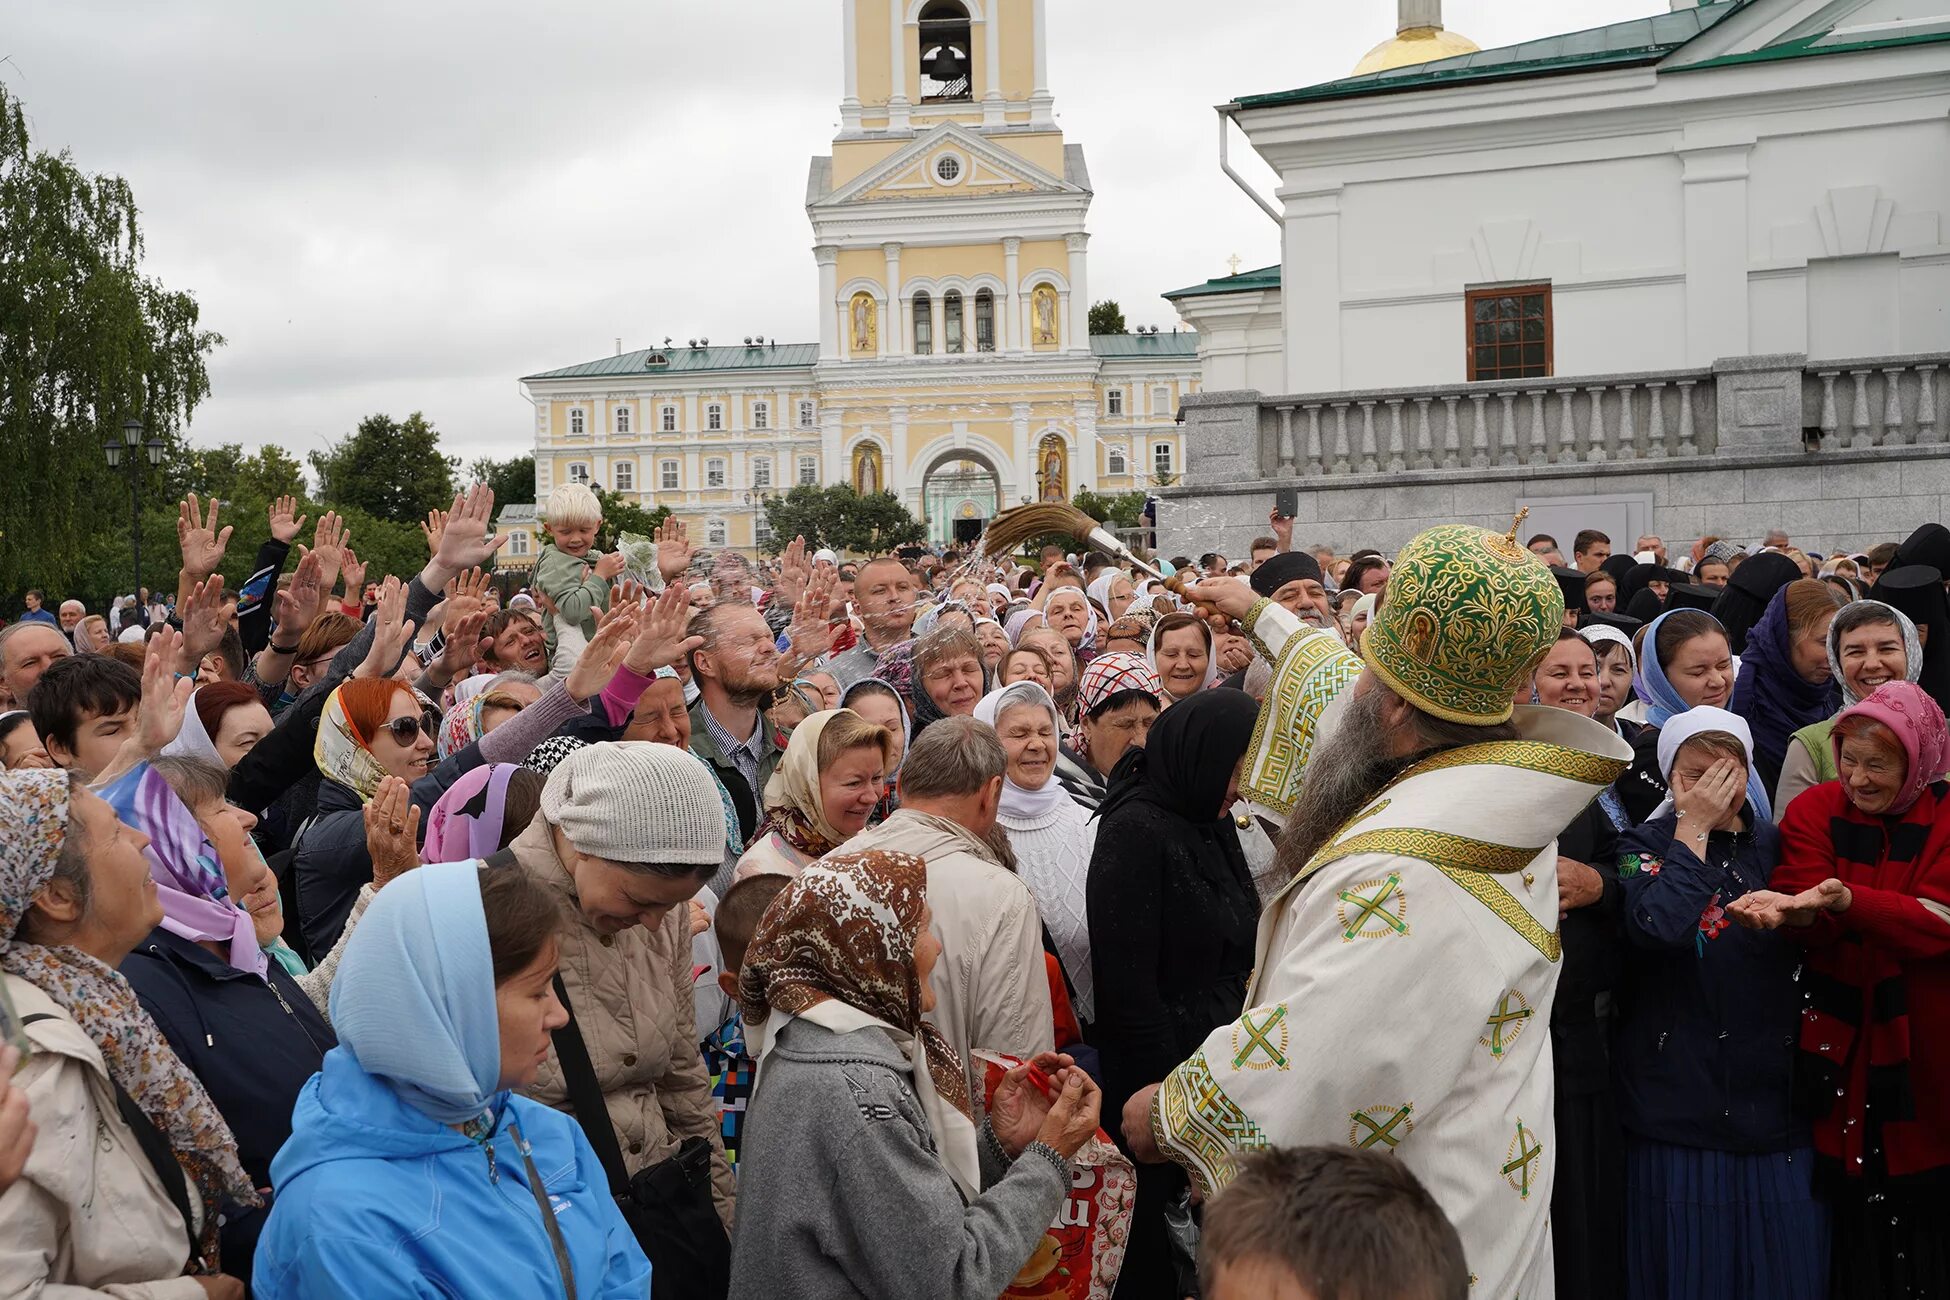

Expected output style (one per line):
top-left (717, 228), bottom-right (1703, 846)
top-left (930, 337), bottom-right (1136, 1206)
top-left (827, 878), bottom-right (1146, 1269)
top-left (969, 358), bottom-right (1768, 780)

top-left (1871, 563), bottom-right (1950, 716)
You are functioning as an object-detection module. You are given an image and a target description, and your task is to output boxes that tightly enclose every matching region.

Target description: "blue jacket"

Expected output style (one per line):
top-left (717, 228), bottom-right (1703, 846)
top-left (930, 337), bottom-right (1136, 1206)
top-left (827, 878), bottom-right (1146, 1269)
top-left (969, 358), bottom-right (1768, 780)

top-left (1613, 812), bottom-right (1807, 1154)
top-left (121, 927), bottom-right (335, 1278)
top-left (254, 1048), bottom-right (651, 1299)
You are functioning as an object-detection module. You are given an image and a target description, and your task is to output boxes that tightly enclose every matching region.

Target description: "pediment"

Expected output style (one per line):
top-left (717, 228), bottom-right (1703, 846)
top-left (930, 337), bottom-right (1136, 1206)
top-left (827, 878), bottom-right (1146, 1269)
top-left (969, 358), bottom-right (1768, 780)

top-left (1663, 0), bottom-right (1950, 68)
top-left (817, 124), bottom-right (1081, 208)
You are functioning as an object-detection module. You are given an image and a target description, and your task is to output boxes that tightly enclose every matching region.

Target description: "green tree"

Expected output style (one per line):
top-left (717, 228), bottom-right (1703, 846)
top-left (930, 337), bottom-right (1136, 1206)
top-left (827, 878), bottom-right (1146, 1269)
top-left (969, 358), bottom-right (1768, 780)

top-left (0, 84), bottom-right (223, 596)
top-left (760, 484), bottom-right (923, 556)
top-left (1019, 489), bottom-right (1149, 558)
top-left (309, 412), bottom-right (459, 522)
top-left (469, 453), bottom-right (536, 511)
top-left (1088, 300), bottom-right (1127, 336)
top-left (590, 486), bottom-right (671, 552)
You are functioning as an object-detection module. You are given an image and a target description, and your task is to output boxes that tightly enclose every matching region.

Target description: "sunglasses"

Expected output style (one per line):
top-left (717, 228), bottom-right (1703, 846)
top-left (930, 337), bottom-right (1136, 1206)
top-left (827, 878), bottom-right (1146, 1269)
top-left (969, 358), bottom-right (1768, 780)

top-left (379, 714), bottom-right (436, 746)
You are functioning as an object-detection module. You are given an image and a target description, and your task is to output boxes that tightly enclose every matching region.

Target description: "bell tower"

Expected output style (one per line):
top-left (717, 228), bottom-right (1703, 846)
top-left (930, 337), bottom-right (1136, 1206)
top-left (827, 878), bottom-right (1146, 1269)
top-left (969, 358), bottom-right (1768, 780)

top-left (839, 0), bottom-right (1055, 136)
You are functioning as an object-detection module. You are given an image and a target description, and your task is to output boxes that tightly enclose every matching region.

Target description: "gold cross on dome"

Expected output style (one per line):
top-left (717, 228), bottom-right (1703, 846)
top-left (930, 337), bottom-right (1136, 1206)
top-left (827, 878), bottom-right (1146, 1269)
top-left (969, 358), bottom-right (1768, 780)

top-left (1226, 254), bottom-right (1243, 277)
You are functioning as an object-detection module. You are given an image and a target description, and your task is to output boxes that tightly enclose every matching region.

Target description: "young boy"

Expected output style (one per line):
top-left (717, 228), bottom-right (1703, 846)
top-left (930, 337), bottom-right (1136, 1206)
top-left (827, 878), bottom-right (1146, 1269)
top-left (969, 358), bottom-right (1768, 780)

top-left (703, 873), bottom-right (792, 1170)
top-left (1199, 1146), bottom-right (1468, 1300)
top-left (534, 482), bottom-right (623, 664)
top-left (26, 653), bottom-right (143, 782)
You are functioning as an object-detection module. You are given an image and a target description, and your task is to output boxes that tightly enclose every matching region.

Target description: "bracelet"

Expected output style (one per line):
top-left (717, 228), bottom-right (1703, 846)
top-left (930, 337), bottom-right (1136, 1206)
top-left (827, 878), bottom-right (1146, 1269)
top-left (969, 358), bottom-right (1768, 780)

top-left (1020, 1141), bottom-right (1070, 1179)
top-left (269, 642), bottom-right (301, 655)
top-left (979, 1118), bottom-right (1012, 1167)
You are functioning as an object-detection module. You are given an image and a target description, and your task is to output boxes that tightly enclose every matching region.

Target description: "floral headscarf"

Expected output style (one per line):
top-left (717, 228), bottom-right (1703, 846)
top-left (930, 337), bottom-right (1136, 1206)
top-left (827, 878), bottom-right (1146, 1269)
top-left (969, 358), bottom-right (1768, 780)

top-left (0, 770), bottom-right (256, 1271)
top-left (739, 848), bottom-right (978, 1195)
top-left (438, 695), bottom-right (488, 761)
top-left (1832, 681), bottom-right (1950, 816)
top-left (314, 684), bottom-right (395, 802)
top-left (751, 710), bottom-right (889, 861)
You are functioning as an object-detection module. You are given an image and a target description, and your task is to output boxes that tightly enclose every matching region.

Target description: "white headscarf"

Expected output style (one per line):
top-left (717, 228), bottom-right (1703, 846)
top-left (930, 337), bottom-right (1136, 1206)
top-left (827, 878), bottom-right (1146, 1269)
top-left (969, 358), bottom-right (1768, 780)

top-left (973, 681), bottom-right (1072, 819)
top-left (1581, 623), bottom-right (1636, 676)
top-left (161, 688), bottom-right (221, 763)
top-left (1044, 586), bottom-right (1099, 650)
top-left (1647, 706), bottom-right (1757, 822)
top-left (1147, 616), bottom-right (1219, 700)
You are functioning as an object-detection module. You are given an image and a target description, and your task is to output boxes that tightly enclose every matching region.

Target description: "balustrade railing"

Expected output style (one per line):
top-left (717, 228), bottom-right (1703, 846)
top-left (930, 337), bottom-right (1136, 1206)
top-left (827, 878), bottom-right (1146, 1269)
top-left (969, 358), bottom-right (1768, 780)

top-left (1806, 355), bottom-right (1944, 450)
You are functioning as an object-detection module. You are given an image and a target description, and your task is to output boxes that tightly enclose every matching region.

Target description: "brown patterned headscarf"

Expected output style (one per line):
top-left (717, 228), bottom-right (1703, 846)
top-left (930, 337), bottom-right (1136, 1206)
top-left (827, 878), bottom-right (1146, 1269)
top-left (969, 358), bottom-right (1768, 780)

top-left (739, 848), bottom-right (972, 1124)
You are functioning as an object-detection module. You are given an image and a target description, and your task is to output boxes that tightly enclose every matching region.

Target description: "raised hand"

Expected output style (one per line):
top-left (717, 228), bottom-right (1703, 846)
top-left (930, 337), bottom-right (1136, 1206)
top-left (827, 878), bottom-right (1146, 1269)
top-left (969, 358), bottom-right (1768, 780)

top-left (654, 517), bottom-right (694, 581)
top-left (786, 569), bottom-right (837, 663)
top-left (565, 601), bottom-right (638, 702)
top-left (443, 566), bottom-right (491, 629)
top-left (438, 611), bottom-right (488, 679)
top-left (432, 484), bottom-right (509, 579)
top-left (420, 508), bottom-right (449, 559)
top-left (137, 627), bottom-right (195, 756)
top-left (354, 577), bottom-right (416, 680)
top-left (268, 495), bottom-right (307, 545)
top-left (364, 776), bottom-right (424, 885)
top-left (271, 549), bottom-right (325, 643)
top-left (1728, 879), bottom-right (1852, 930)
top-left (1674, 758), bottom-right (1745, 843)
top-left (178, 575), bottom-right (228, 670)
top-left (310, 512), bottom-right (349, 595)
top-left (177, 494), bottom-right (233, 577)
top-left (1268, 507), bottom-right (1295, 551)
top-left (774, 536), bottom-right (810, 606)
top-left (339, 548), bottom-right (368, 603)
top-left (623, 583), bottom-right (704, 675)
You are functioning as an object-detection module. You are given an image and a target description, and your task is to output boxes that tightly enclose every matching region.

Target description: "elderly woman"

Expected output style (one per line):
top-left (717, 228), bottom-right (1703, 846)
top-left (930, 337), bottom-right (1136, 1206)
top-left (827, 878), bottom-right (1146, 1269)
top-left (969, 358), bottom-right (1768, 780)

top-left (163, 682), bottom-right (275, 771)
top-left (436, 674), bottom-right (543, 759)
top-left (1612, 610), bottom-right (1769, 827)
top-left (1062, 651), bottom-right (1163, 810)
top-left (1043, 586), bottom-right (1098, 666)
top-left (1731, 579), bottom-right (1845, 796)
top-left (976, 682), bottom-right (1099, 1021)
top-left (252, 862), bottom-right (652, 1297)
top-left (973, 618), bottom-right (1010, 671)
top-left (0, 769), bottom-right (254, 1298)
top-left (1147, 611), bottom-right (1217, 707)
top-left (841, 678), bottom-right (911, 825)
top-left (729, 850), bottom-right (1102, 1299)
top-left (1086, 689), bottom-right (1263, 1299)
top-left (734, 709), bottom-right (894, 882)
top-left (1737, 681), bottom-right (1950, 1300)
top-left (881, 626), bottom-right (989, 737)
top-left (109, 758), bottom-right (336, 1284)
top-left (1612, 709), bottom-right (1825, 1300)
top-left (507, 742), bottom-right (738, 1266)
top-left (1089, 570), bottom-right (1137, 623)
top-left (1019, 626), bottom-right (1081, 726)
top-left (1773, 599), bottom-right (1924, 811)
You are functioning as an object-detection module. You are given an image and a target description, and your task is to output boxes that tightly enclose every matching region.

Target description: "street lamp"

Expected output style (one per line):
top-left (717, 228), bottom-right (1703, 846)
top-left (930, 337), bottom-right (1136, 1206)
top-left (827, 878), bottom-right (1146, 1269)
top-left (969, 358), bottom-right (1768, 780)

top-left (103, 416), bottom-right (166, 606)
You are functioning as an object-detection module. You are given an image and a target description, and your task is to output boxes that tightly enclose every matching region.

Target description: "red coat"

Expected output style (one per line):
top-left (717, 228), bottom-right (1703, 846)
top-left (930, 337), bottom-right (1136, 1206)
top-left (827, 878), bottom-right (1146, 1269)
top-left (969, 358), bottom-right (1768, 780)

top-left (1776, 780), bottom-right (1950, 1178)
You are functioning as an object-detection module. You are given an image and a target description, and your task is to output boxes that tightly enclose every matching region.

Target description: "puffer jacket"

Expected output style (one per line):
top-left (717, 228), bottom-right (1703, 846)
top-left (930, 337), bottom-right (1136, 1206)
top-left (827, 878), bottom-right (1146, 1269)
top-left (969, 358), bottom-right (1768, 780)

top-left (508, 816), bottom-right (737, 1227)
top-left (0, 974), bottom-right (207, 1299)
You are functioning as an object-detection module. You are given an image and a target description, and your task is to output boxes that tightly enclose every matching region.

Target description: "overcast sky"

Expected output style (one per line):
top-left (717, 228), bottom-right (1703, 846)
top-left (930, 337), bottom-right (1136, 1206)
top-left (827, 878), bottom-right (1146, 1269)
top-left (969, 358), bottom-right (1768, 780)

top-left (6, 0), bottom-right (1661, 470)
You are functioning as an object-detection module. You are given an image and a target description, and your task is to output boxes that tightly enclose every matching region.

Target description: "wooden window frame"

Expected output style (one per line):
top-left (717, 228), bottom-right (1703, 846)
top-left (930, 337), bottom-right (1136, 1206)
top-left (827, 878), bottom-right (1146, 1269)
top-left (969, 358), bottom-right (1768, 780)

top-left (1465, 283), bottom-right (1553, 383)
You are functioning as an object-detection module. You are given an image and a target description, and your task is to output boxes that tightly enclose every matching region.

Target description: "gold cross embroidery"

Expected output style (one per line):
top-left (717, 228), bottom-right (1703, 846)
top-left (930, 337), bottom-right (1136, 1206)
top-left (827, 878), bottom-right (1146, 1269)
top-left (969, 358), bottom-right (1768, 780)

top-left (1338, 874), bottom-right (1407, 941)
top-left (1482, 991), bottom-right (1534, 1059)
top-left (1350, 1104), bottom-right (1413, 1150)
top-left (1231, 1005), bottom-right (1289, 1071)
top-left (1503, 1120), bottom-right (1543, 1199)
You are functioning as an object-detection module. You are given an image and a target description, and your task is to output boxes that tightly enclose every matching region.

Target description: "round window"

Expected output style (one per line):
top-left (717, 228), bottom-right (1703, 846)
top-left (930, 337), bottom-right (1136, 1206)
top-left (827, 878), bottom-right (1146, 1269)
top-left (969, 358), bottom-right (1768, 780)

top-left (935, 155), bottom-right (963, 183)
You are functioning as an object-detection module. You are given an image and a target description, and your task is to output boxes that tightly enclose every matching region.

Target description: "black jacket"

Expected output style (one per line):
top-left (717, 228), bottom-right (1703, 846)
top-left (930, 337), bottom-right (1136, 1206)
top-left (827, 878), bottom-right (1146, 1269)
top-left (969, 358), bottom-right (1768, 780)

top-left (1552, 799), bottom-right (1626, 1096)
top-left (121, 927), bottom-right (336, 1278)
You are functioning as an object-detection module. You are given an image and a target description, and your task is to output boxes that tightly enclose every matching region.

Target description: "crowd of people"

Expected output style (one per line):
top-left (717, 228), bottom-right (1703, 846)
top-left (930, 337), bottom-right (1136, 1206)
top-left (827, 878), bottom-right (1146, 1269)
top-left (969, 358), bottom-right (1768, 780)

top-left (0, 475), bottom-right (1947, 1300)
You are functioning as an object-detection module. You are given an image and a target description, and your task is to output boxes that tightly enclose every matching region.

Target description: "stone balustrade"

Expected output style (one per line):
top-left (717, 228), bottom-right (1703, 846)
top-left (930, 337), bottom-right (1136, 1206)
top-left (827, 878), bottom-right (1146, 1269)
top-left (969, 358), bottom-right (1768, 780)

top-left (1807, 355), bottom-right (1944, 451)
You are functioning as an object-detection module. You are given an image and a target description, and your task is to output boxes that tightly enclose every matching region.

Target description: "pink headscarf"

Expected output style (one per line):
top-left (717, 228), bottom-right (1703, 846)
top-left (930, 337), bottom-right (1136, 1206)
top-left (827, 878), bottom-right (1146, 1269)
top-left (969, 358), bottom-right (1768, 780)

top-left (1832, 680), bottom-right (1950, 815)
top-left (421, 763), bottom-right (517, 863)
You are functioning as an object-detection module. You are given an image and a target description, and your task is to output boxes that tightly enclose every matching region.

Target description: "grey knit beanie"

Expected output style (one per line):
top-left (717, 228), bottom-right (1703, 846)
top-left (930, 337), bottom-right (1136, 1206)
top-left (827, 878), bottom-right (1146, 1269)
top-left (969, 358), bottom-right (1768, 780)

top-left (540, 741), bottom-right (725, 866)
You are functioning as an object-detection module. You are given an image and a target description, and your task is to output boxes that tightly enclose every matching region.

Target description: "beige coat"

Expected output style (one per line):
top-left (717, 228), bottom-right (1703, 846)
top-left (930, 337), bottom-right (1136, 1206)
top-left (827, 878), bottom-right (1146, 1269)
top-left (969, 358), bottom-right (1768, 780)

top-left (510, 817), bottom-right (737, 1228)
top-left (835, 809), bottom-right (1054, 1111)
top-left (0, 974), bottom-right (207, 1300)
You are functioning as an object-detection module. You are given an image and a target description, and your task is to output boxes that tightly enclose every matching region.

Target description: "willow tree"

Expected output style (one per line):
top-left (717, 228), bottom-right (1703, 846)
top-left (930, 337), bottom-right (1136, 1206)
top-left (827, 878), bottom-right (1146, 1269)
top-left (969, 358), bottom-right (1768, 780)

top-left (0, 84), bottom-right (222, 595)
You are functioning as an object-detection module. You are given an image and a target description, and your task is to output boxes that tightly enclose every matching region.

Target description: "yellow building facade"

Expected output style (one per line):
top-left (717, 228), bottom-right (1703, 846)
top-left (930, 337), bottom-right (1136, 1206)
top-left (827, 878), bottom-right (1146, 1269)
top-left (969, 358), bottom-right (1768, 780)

top-left (519, 0), bottom-right (1199, 552)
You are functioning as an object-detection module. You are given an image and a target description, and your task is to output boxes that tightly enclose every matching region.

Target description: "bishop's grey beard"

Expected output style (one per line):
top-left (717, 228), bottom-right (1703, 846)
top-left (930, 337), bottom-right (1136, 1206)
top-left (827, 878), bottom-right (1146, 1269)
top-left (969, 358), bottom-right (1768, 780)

top-left (1273, 688), bottom-right (1413, 886)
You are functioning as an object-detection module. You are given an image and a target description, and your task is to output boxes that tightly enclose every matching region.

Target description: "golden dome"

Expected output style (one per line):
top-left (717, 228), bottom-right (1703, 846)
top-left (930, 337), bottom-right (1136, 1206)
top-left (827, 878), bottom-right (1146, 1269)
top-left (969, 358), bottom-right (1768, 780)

top-left (1352, 25), bottom-right (1481, 75)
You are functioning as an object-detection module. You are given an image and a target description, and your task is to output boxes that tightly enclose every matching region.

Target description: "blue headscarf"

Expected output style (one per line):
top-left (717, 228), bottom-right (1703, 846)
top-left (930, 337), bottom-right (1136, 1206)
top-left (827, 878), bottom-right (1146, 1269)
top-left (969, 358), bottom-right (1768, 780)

top-left (328, 861), bottom-right (501, 1125)
top-left (1635, 609), bottom-right (1773, 821)
top-left (1731, 583), bottom-right (1841, 787)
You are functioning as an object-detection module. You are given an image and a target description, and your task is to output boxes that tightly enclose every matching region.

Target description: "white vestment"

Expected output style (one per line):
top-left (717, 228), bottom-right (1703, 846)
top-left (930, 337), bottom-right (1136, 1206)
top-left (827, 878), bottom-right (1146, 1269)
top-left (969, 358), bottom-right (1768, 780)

top-left (1152, 706), bottom-right (1632, 1299)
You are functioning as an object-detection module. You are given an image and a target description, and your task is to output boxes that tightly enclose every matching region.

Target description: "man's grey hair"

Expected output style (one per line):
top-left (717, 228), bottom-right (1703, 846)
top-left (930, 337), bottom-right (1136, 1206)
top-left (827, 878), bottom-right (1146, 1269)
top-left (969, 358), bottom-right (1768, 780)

top-left (900, 717), bottom-right (1005, 801)
top-left (0, 620), bottom-right (70, 667)
top-left (484, 670), bottom-right (539, 691)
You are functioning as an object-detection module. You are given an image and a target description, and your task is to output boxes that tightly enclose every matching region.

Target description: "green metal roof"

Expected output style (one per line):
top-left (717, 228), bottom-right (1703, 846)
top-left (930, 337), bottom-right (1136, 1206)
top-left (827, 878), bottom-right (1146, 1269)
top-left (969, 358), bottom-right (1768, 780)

top-left (1234, 1), bottom-right (1743, 108)
top-left (524, 343), bottom-right (820, 382)
top-left (1089, 332), bottom-right (1201, 358)
top-left (1672, 22), bottom-right (1950, 71)
top-left (1163, 264), bottom-right (1281, 301)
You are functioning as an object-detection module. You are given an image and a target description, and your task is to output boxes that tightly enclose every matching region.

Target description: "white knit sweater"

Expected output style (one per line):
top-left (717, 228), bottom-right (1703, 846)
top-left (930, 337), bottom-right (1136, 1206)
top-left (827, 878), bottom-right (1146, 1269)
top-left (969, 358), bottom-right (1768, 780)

top-left (998, 799), bottom-right (1098, 1023)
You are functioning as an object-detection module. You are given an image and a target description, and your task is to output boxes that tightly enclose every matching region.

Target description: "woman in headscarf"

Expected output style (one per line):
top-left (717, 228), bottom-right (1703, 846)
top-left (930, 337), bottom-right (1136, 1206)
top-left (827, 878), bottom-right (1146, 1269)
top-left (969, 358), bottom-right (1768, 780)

top-left (1085, 689), bottom-right (1263, 1300)
top-left (252, 862), bottom-right (653, 1297)
top-left (0, 769), bottom-right (255, 1295)
top-left (976, 682), bottom-right (1099, 1021)
top-left (435, 677), bottom-right (542, 760)
top-left (1895, 521), bottom-right (1950, 576)
top-left (1044, 586), bottom-right (1099, 667)
top-left (1088, 570), bottom-right (1136, 623)
top-left (1773, 599), bottom-right (1923, 811)
top-left (1872, 564), bottom-right (1950, 717)
top-left (1582, 624), bottom-right (1641, 740)
top-left (885, 626), bottom-right (989, 737)
top-left (1020, 626), bottom-right (1082, 727)
top-left (1740, 681), bottom-right (1950, 1300)
top-left (1612, 609), bottom-right (1769, 828)
top-left (1616, 563), bottom-right (1680, 625)
top-left (1713, 551), bottom-right (1802, 655)
top-left (1146, 611), bottom-right (1218, 707)
top-left (734, 709), bottom-right (894, 883)
top-left (730, 850), bottom-right (1101, 1299)
top-left (161, 681), bottom-right (276, 773)
top-left (419, 762), bottom-right (546, 864)
top-left (1061, 651), bottom-right (1163, 810)
top-left (841, 677), bottom-right (911, 825)
top-left (1611, 709), bottom-right (1825, 1300)
top-left (112, 758), bottom-right (337, 1284)
top-left (973, 617), bottom-right (1010, 672)
top-left (1731, 578), bottom-right (1845, 796)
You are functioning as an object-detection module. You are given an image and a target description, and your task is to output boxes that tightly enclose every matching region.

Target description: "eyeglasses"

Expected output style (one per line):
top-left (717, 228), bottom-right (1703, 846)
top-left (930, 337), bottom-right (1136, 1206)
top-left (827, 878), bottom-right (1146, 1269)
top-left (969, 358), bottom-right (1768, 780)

top-left (380, 715), bottom-right (430, 746)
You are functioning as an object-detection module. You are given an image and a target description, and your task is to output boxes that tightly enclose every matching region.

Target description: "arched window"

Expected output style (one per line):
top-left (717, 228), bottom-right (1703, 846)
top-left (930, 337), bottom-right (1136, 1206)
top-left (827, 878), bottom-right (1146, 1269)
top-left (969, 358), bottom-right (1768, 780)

top-left (752, 401), bottom-right (769, 430)
top-left (706, 517), bottom-right (728, 547)
top-left (706, 403), bottom-right (724, 431)
top-left (615, 406), bottom-right (631, 435)
top-left (974, 290), bottom-right (995, 352)
top-left (943, 290), bottom-right (965, 354)
top-left (919, 1), bottom-right (972, 103)
top-left (913, 292), bottom-right (934, 356)
top-left (568, 409), bottom-right (586, 436)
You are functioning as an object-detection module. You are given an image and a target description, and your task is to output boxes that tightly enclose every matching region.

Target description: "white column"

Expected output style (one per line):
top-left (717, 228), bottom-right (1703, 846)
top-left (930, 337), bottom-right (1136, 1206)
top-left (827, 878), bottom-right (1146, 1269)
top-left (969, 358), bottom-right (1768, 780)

top-left (841, 0), bottom-right (862, 131)
top-left (816, 246), bottom-right (840, 360)
top-left (729, 388), bottom-right (745, 435)
top-left (1282, 183), bottom-right (1343, 393)
top-left (682, 393), bottom-right (698, 431)
top-left (1679, 143), bottom-right (1752, 367)
top-left (821, 409), bottom-right (844, 484)
top-left (1003, 237), bottom-right (1021, 352)
top-left (982, 6), bottom-right (1004, 128)
top-left (881, 243), bottom-right (902, 358)
top-left (1029, 0), bottom-right (1053, 126)
top-left (1065, 233), bottom-right (1090, 353)
top-left (888, 0), bottom-right (911, 130)
top-left (1011, 401), bottom-right (1032, 502)
top-left (932, 294), bottom-right (946, 355)
top-left (890, 405), bottom-right (910, 494)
